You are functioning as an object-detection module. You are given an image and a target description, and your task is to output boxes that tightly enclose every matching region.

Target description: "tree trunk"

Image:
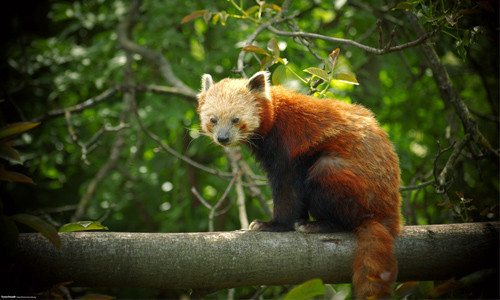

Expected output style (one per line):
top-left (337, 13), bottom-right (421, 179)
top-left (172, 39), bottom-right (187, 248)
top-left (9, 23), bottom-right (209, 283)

top-left (14, 222), bottom-right (499, 290)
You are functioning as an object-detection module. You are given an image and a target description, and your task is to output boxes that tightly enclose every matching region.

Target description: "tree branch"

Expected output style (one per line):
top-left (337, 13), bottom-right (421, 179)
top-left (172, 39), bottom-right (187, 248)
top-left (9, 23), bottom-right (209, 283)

top-left (31, 82), bottom-right (196, 124)
top-left (235, 0), bottom-right (292, 77)
top-left (131, 101), bottom-right (232, 178)
top-left (32, 85), bottom-right (120, 123)
top-left (71, 53), bottom-right (135, 222)
top-left (266, 24), bottom-right (435, 55)
top-left (406, 13), bottom-right (499, 160)
top-left (15, 222), bottom-right (499, 290)
top-left (117, 0), bottom-right (197, 99)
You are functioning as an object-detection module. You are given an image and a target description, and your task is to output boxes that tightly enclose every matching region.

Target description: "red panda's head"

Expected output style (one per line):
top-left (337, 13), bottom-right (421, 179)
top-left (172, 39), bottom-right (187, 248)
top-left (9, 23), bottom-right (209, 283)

top-left (197, 71), bottom-right (271, 146)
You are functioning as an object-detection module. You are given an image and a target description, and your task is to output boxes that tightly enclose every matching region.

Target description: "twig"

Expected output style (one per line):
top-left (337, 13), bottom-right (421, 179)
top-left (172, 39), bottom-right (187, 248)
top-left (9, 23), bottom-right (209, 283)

top-left (436, 138), bottom-right (469, 194)
top-left (376, 20), bottom-right (383, 49)
top-left (236, 0), bottom-right (292, 76)
top-left (117, 0), bottom-right (197, 98)
top-left (266, 25), bottom-right (435, 55)
top-left (71, 125), bottom-right (125, 221)
top-left (191, 172), bottom-right (238, 232)
top-left (285, 19), bottom-right (323, 61)
top-left (399, 180), bottom-right (435, 192)
top-left (132, 101), bottom-right (232, 178)
top-left (433, 140), bottom-right (456, 190)
top-left (214, 173), bottom-right (238, 216)
top-left (406, 12), bottom-right (499, 160)
top-left (32, 85), bottom-right (120, 123)
top-left (225, 147), bottom-right (249, 229)
top-left (383, 26), bottom-right (397, 51)
top-left (134, 84), bottom-right (196, 100)
top-left (32, 82), bottom-right (198, 125)
top-left (72, 7), bottom-right (140, 221)
top-left (191, 187), bottom-right (212, 210)
top-left (64, 110), bottom-right (90, 165)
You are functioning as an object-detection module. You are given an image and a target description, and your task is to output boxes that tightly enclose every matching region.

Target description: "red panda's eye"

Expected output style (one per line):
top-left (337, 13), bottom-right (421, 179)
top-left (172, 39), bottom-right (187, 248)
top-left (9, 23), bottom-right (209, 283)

top-left (210, 117), bottom-right (218, 125)
top-left (231, 117), bottom-right (240, 125)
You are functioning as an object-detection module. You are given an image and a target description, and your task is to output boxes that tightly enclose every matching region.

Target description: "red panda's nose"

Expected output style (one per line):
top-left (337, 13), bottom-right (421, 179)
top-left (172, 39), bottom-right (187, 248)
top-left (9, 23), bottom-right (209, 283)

top-left (217, 132), bottom-right (230, 145)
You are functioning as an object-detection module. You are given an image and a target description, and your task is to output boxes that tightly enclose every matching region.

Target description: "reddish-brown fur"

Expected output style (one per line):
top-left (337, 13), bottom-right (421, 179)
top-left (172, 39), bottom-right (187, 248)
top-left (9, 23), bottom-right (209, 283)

top-left (197, 72), bottom-right (401, 299)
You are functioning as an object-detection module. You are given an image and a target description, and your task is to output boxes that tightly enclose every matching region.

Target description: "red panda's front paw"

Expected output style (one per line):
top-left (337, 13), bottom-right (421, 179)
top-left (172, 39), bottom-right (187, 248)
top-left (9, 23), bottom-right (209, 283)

top-left (294, 220), bottom-right (345, 233)
top-left (249, 220), bottom-right (266, 231)
top-left (249, 220), bottom-right (293, 232)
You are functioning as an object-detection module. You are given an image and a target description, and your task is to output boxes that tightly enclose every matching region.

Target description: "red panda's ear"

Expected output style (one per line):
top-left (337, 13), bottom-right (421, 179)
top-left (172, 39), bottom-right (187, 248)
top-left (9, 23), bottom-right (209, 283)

top-left (247, 71), bottom-right (271, 100)
top-left (201, 74), bottom-right (214, 93)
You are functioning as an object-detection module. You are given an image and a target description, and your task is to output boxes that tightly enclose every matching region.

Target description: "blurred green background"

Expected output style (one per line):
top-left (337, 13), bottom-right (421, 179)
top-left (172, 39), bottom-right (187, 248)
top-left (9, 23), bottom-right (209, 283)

top-left (1, 0), bottom-right (498, 298)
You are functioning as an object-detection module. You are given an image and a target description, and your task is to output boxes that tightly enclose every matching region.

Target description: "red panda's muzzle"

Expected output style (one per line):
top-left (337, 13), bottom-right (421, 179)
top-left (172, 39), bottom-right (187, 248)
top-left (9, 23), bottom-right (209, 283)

top-left (216, 129), bottom-right (231, 145)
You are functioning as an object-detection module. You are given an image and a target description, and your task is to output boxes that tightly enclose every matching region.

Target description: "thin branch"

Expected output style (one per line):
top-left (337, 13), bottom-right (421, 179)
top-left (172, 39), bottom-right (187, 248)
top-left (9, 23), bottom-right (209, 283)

top-left (135, 84), bottom-right (195, 99)
top-left (225, 147), bottom-right (249, 229)
top-left (32, 85), bottom-right (120, 123)
top-left (399, 180), bottom-right (435, 192)
top-left (191, 173), bottom-right (238, 231)
top-left (191, 187), bottom-right (213, 210)
top-left (31, 82), bottom-right (198, 125)
top-left (376, 20), bottom-right (383, 49)
top-left (214, 173), bottom-right (238, 212)
top-left (117, 0), bottom-right (197, 98)
top-left (285, 19), bottom-right (323, 61)
top-left (236, 0), bottom-right (292, 76)
top-left (383, 26), bottom-right (397, 51)
top-left (115, 0), bottom-right (232, 179)
top-left (433, 140), bottom-right (456, 189)
top-left (436, 138), bottom-right (469, 194)
top-left (72, 8), bottom-right (141, 221)
top-left (64, 110), bottom-right (91, 165)
top-left (406, 12), bottom-right (499, 160)
top-left (266, 25), bottom-right (435, 55)
top-left (71, 127), bottom-right (125, 222)
top-left (236, 21), bottom-right (277, 77)
top-left (132, 102), bottom-right (232, 178)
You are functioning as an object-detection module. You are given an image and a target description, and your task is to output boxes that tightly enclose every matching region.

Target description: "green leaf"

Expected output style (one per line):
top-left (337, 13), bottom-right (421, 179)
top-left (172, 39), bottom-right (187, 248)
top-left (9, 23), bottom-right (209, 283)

top-left (272, 65), bottom-right (287, 85)
top-left (59, 221), bottom-right (109, 232)
top-left (263, 4), bottom-right (281, 11)
top-left (242, 45), bottom-right (269, 55)
top-left (260, 55), bottom-right (276, 70)
top-left (0, 122), bottom-right (40, 139)
top-left (10, 213), bottom-right (61, 250)
top-left (333, 73), bottom-right (359, 85)
top-left (202, 11), bottom-right (213, 24)
top-left (0, 143), bottom-right (21, 164)
top-left (324, 91), bottom-right (336, 99)
top-left (218, 11), bottom-right (228, 26)
top-left (180, 10), bottom-right (209, 24)
top-left (0, 164), bottom-right (35, 184)
top-left (327, 48), bottom-right (340, 72)
top-left (267, 38), bottom-right (280, 58)
top-left (284, 278), bottom-right (326, 300)
top-left (393, 2), bottom-right (414, 11)
top-left (245, 5), bottom-right (260, 16)
top-left (304, 67), bottom-right (330, 82)
top-left (211, 13), bottom-right (220, 25)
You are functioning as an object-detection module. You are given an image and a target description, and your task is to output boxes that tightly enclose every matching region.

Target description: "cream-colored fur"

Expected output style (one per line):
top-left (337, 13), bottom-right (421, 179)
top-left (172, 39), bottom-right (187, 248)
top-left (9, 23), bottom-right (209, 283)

top-left (197, 72), bottom-right (270, 146)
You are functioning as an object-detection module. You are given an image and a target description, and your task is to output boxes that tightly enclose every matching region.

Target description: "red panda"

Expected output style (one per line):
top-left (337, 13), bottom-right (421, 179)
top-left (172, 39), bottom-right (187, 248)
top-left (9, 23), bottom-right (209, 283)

top-left (197, 71), bottom-right (401, 299)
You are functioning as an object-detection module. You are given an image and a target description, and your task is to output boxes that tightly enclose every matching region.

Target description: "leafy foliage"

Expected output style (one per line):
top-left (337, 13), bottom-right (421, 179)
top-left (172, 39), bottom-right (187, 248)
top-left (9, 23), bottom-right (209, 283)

top-left (1, 0), bottom-right (498, 298)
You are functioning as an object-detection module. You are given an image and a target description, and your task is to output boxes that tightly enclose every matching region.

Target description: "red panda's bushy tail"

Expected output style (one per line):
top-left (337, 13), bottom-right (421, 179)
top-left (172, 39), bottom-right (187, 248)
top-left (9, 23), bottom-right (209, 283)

top-left (353, 219), bottom-right (398, 299)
